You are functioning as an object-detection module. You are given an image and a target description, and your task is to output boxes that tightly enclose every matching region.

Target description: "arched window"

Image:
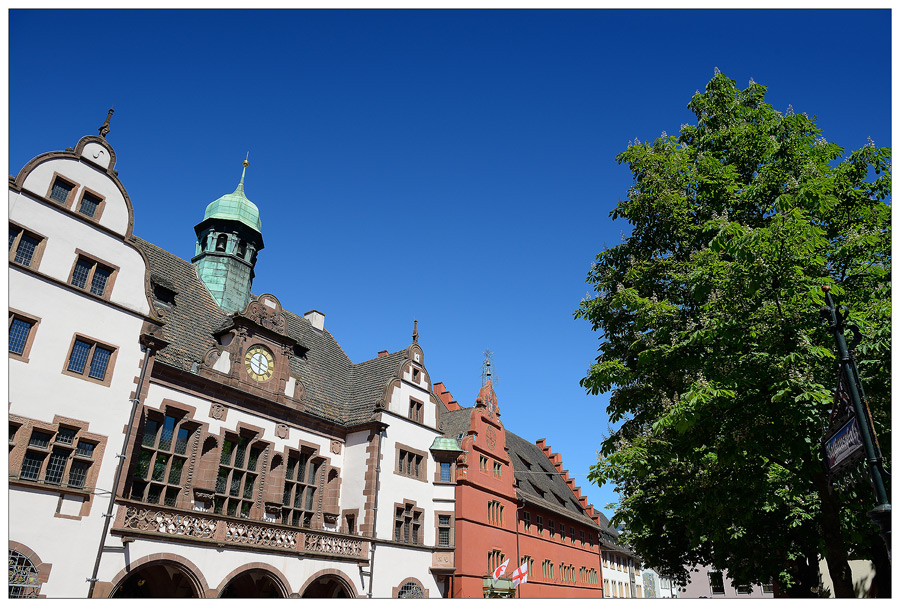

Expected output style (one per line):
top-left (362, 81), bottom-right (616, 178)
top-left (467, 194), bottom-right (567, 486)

top-left (398, 581), bottom-right (424, 599)
top-left (215, 234), bottom-right (228, 252)
top-left (236, 240), bottom-right (246, 258)
top-left (8, 549), bottom-right (41, 598)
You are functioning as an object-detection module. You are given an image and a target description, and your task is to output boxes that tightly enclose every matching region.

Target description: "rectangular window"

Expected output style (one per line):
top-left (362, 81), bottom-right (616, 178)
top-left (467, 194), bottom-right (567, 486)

top-left (9, 315), bottom-right (35, 357)
top-left (762, 579), bottom-right (774, 594)
top-left (522, 510), bottom-right (531, 532)
top-left (398, 448), bottom-right (424, 480)
top-left (281, 449), bottom-right (318, 527)
top-left (130, 411), bottom-right (195, 508)
top-left (69, 254), bottom-right (116, 298)
top-left (536, 515), bottom-right (543, 534)
top-left (488, 500), bottom-right (505, 526)
top-left (708, 571), bottom-right (725, 595)
top-left (480, 455), bottom-right (488, 472)
top-left (559, 522), bottom-right (566, 540)
top-left (438, 514), bottom-right (451, 547)
top-left (570, 526), bottom-right (575, 542)
top-left (49, 177), bottom-right (74, 204)
top-left (493, 461), bottom-right (501, 477)
top-left (15, 425), bottom-right (96, 490)
top-left (580, 530), bottom-right (585, 545)
top-left (394, 502), bottom-right (423, 544)
top-left (549, 519), bottom-right (555, 537)
top-left (8, 225), bottom-right (45, 269)
top-left (77, 191), bottom-right (102, 218)
top-left (64, 336), bottom-right (116, 383)
top-left (440, 461), bottom-right (451, 482)
top-left (736, 585), bottom-right (751, 594)
top-left (408, 399), bottom-right (423, 423)
top-left (488, 550), bottom-right (505, 574)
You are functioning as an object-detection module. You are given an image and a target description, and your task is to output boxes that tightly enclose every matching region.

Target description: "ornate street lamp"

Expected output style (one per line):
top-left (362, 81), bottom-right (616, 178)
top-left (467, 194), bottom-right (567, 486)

top-left (820, 285), bottom-right (891, 559)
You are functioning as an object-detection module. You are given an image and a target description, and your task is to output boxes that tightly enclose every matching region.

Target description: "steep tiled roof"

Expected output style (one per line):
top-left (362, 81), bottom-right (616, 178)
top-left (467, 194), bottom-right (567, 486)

top-left (131, 235), bottom-right (407, 427)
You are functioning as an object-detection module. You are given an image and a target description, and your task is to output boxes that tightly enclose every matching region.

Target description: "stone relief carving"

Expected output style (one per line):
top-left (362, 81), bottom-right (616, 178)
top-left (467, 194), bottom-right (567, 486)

top-left (210, 404), bottom-right (227, 420)
top-left (275, 424), bottom-right (289, 439)
top-left (244, 300), bottom-right (287, 334)
top-left (293, 380), bottom-right (306, 401)
top-left (123, 506), bottom-right (216, 539)
top-left (330, 440), bottom-right (342, 455)
top-left (203, 348), bottom-right (221, 368)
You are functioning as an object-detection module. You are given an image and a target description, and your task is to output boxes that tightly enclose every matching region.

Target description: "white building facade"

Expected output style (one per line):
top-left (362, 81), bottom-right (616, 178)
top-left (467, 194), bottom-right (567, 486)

top-left (9, 120), bottom-right (458, 598)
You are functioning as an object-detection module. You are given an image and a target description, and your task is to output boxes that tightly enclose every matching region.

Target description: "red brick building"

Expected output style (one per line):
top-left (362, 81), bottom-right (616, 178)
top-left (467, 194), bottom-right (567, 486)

top-left (437, 377), bottom-right (608, 598)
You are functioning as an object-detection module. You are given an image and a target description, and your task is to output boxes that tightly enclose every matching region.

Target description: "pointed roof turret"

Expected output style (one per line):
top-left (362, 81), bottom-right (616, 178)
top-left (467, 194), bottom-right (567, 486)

top-left (202, 154), bottom-right (262, 232)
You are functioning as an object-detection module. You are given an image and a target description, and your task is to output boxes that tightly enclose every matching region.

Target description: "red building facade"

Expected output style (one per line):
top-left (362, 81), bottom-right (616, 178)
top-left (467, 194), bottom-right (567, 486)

top-left (438, 379), bottom-right (607, 598)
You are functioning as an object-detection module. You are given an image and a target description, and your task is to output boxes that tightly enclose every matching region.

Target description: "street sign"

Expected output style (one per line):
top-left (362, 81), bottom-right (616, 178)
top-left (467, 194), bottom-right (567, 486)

top-left (823, 415), bottom-right (864, 477)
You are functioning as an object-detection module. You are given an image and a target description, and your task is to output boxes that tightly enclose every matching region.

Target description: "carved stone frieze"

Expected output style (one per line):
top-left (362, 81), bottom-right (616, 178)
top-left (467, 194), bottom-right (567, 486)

top-left (122, 506), bottom-right (216, 539)
top-left (224, 521), bottom-right (297, 549)
top-left (304, 532), bottom-right (364, 558)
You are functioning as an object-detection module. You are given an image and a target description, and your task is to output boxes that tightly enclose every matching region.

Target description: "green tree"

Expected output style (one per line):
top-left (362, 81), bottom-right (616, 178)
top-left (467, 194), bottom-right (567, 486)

top-left (577, 71), bottom-right (890, 597)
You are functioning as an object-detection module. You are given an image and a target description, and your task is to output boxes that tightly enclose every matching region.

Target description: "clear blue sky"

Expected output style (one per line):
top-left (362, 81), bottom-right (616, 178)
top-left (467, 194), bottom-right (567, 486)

top-left (8, 9), bottom-right (891, 518)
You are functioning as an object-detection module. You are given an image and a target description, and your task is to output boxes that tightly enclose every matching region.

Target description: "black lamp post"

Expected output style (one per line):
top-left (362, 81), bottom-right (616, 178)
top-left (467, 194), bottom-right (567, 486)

top-left (820, 285), bottom-right (891, 559)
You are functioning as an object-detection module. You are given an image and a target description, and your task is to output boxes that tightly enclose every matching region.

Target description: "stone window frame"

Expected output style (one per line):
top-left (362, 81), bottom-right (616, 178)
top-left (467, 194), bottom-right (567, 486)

top-left (8, 308), bottom-right (41, 363)
top-left (542, 559), bottom-right (553, 580)
top-left (488, 549), bottom-right (506, 575)
top-left (214, 425), bottom-right (268, 520)
top-left (8, 414), bottom-right (106, 519)
top-left (393, 499), bottom-right (424, 545)
top-left (392, 577), bottom-right (428, 599)
top-left (341, 508), bottom-right (359, 535)
top-left (395, 442), bottom-right (427, 483)
top-left (8, 221), bottom-right (48, 270)
top-left (45, 172), bottom-right (80, 208)
top-left (73, 185), bottom-right (107, 222)
top-left (434, 509), bottom-right (454, 548)
top-left (521, 555), bottom-right (535, 579)
top-left (408, 397), bottom-right (423, 423)
top-left (67, 249), bottom-right (120, 300)
top-left (280, 441), bottom-right (325, 528)
top-left (8, 542), bottom-right (53, 599)
top-left (492, 461), bottom-right (502, 478)
top-left (487, 500), bottom-right (504, 526)
top-left (128, 404), bottom-right (202, 509)
top-left (60, 332), bottom-right (119, 387)
top-left (708, 570), bottom-right (725, 595)
top-left (431, 455), bottom-right (457, 484)
top-left (479, 454), bottom-right (488, 472)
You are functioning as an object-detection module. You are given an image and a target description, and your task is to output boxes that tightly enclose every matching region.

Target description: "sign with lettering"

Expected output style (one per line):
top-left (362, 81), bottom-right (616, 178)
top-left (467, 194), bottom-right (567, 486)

top-left (823, 415), bottom-right (864, 476)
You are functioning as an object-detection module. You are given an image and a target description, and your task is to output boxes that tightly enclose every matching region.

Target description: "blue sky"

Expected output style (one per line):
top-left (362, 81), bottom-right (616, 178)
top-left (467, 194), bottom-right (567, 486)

top-left (8, 9), bottom-right (891, 518)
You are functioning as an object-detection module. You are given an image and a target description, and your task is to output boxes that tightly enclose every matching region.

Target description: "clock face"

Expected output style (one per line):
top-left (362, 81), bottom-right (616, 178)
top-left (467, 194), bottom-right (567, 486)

top-left (244, 345), bottom-right (274, 382)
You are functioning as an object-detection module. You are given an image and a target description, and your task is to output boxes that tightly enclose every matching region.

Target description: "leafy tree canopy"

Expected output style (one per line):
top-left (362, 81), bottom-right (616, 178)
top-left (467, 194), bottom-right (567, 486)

top-left (577, 71), bottom-right (890, 593)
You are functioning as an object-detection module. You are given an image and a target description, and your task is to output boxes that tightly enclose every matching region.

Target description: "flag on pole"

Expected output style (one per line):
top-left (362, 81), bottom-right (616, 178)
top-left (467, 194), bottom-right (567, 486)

top-left (492, 559), bottom-right (510, 582)
top-left (510, 563), bottom-right (528, 587)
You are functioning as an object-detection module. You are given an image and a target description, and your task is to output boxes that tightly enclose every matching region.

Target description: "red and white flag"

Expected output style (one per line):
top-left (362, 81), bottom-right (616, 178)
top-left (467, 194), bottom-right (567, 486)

top-left (492, 559), bottom-right (510, 582)
top-left (510, 563), bottom-right (528, 587)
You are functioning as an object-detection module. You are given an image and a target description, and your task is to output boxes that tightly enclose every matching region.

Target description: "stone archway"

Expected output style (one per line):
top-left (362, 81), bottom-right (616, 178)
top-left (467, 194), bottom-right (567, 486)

top-left (300, 573), bottom-right (355, 598)
top-left (110, 560), bottom-right (203, 598)
top-left (220, 568), bottom-right (288, 598)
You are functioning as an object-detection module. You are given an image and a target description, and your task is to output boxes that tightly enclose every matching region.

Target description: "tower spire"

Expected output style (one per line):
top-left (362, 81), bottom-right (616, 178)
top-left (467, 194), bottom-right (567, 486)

top-left (238, 153), bottom-right (249, 190)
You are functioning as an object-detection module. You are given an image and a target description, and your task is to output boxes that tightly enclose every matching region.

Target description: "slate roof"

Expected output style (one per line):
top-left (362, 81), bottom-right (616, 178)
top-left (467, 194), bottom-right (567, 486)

top-left (131, 235), bottom-right (408, 427)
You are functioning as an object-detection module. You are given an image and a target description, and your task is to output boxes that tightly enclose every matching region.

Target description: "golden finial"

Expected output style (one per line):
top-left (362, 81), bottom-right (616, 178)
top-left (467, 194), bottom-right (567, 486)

top-left (243, 152), bottom-right (250, 168)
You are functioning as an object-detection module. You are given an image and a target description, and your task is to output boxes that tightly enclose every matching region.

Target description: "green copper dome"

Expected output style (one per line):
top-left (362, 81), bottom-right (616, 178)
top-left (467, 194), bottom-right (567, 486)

top-left (202, 162), bottom-right (262, 232)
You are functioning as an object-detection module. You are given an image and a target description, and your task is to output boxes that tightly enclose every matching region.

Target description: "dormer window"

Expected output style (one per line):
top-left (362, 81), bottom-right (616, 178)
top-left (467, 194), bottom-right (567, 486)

top-left (216, 234), bottom-right (228, 252)
top-left (151, 282), bottom-right (177, 306)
